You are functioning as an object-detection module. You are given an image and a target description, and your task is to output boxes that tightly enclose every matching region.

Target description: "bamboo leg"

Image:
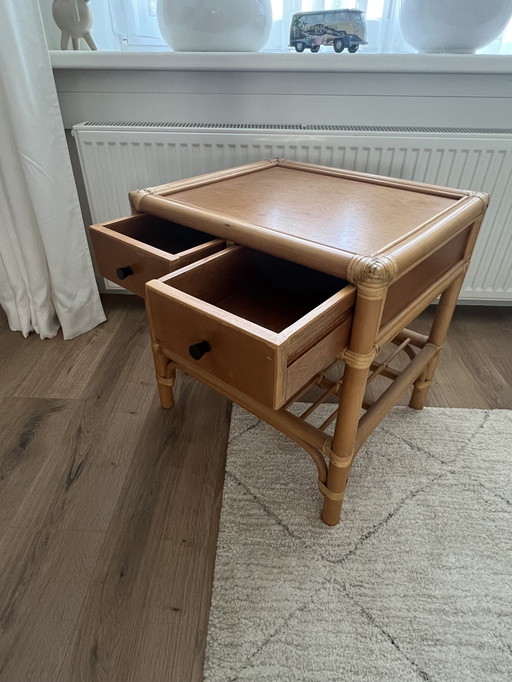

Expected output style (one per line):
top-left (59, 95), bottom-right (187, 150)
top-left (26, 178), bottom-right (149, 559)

top-left (409, 271), bottom-right (465, 410)
top-left (321, 363), bottom-right (371, 526)
top-left (145, 296), bottom-right (176, 408)
top-left (321, 260), bottom-right (391, 525)
top-left (152, 344), bottom-right (176, 409)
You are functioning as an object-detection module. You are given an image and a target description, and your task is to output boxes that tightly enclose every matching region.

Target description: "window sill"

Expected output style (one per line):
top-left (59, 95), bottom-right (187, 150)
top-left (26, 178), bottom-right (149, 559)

top-left (49, 50), bottom-right (512, 74)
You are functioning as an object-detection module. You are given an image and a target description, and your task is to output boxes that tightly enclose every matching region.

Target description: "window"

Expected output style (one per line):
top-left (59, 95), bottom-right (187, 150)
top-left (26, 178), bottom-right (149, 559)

top-left (100, 0), bottom-right (512, 54)
top-left (107, 0), bottom-right (166, 48)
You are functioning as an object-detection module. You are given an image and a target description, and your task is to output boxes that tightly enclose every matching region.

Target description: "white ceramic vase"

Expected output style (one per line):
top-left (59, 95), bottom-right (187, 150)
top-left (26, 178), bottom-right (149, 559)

top-left (157, 0), bottom-right (272, 52)
top-left (399, 0), bottom-right (512, 53)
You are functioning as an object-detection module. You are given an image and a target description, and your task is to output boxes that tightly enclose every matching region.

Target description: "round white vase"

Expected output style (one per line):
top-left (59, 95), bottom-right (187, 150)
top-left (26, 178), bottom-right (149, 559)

top-left (157, 0), bottom-right (272, 52)
top-left (399, 0), bottom-right (512, 53)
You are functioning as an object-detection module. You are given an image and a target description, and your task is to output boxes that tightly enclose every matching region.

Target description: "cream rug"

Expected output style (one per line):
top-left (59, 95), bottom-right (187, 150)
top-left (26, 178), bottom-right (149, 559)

top-left (204, 407), bottom-right (512, 682)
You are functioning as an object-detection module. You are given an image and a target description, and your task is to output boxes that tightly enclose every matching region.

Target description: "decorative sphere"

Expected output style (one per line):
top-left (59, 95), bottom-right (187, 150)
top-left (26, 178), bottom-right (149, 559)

top-left (399, 0), bottom-right (512, 53)
top-left (157, 0), bottom-right (273, 52)
top-left (52, 0), bottom-right (93, 37)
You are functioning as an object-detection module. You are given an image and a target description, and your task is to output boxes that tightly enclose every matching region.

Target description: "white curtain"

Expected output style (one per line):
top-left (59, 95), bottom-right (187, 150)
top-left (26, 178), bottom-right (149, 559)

top-left (0, 0), bottom-right (106, 340)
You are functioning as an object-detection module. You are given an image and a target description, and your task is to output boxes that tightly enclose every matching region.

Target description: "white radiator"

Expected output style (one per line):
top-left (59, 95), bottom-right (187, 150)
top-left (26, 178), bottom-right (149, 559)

top-left (72, 122), bottom-right (512, 302)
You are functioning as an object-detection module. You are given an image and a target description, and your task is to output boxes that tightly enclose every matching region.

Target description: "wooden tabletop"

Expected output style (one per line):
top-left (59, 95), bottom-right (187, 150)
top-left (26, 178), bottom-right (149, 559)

top-left (131, 159), bottom-right (487, 280)
top-left (163, 166), bottom-right (457, 256)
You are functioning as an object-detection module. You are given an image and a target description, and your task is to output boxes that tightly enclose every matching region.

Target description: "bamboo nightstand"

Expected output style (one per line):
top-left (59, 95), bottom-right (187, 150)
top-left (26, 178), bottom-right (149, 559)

top-left (90, 159), bottom-right (488, 526)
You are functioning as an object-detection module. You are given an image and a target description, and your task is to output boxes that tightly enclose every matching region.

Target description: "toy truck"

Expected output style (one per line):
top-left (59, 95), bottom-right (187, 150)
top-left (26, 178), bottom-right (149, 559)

top-left (290, 9), bottom-right (367, 53)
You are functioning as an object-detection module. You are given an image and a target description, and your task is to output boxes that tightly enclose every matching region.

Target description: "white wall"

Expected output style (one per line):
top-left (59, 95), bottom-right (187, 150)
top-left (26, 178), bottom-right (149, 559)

top-left (52, 54), bottom-right (512, 130)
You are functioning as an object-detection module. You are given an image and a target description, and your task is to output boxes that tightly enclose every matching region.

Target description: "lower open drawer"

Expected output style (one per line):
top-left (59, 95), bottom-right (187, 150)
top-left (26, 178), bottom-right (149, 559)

top-left (146, 246), bottom-right (355, 409)
top-left (89, 213), bottom-right (225, 297)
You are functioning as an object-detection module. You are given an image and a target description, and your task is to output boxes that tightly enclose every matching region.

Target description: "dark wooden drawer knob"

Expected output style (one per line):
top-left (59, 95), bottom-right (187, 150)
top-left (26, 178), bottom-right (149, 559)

top-left (116, 266), bottom-right (134, 280)
top-left (189, 340), bottom-right (211, 360)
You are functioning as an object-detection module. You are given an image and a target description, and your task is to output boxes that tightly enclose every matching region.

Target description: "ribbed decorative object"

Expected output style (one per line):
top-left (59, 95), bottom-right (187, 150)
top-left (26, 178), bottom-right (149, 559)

top-left (399, 0), bottom-right (512, 53)
top-left (156, 0), bottom-right (272, 52)
top-left (52, 0), bottom-right (97, 50)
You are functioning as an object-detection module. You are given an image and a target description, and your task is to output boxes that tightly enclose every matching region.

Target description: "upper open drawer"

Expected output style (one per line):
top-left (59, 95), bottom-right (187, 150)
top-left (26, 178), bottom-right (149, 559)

top-left (89, 213), bottom-right (225, 297)
top-left (146, 246), bottom-right (356, 409)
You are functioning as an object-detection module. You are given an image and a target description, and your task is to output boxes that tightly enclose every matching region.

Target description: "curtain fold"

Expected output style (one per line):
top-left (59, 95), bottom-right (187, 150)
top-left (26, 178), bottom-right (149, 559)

top-left (0, 0), bottom-right (106, 340)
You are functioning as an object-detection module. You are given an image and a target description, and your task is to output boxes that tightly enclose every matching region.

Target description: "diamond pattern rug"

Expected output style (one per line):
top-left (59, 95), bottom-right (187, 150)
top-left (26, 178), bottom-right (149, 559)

top-left (204, 407), bottom-right (512, 682)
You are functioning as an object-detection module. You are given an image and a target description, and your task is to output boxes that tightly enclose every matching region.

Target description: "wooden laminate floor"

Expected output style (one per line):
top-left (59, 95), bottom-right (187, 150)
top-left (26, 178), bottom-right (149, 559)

top-left (0, 296), bottom-right (511, 682)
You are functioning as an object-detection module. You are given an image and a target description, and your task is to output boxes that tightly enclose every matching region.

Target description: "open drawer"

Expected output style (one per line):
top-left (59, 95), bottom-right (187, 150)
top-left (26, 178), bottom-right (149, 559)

top-left (146, 246), bottom-right (356, 410)
top-left (89, 213), bottom-right (225, 297)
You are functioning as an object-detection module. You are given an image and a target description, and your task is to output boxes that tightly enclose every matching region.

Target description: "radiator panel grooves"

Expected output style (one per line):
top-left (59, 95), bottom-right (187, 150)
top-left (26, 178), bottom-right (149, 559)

top-left (78, 121), bottom-right (512, 136)
top-left (73, 124), bottom-right (512, 301)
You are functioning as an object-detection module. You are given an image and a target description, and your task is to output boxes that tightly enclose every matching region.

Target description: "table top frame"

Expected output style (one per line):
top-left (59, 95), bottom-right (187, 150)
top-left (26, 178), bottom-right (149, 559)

top-left (130, 158), bottom-right (488, 287)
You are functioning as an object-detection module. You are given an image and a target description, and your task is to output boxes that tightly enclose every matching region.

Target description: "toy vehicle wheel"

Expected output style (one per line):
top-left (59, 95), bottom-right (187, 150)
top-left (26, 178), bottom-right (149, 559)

top-left (295, 41), bottom-right (305, 52)
top-left (333, 39), bottom-right (344, 53)
top-left (310, 45), bottom-right (321, 52)
top-left (348, 45), bottom-right (359, 53)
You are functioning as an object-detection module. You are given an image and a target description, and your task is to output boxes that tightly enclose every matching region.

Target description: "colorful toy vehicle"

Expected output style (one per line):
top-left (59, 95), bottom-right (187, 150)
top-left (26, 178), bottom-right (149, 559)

top-left (289, 9), bottom-right (367, 53)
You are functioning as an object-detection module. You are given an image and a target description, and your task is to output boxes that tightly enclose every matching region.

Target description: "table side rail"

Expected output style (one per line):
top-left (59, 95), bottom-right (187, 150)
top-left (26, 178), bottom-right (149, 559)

top-left (381, 194), bottom-right (487, 279)
top-left (381, 227), bottom-right (470, 328)
top-left (378, 260), bottom-right (466, 349)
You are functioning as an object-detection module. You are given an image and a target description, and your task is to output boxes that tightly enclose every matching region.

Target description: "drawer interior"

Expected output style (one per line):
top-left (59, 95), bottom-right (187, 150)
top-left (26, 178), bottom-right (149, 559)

top-left (104, 214), bottom-right (218, 254)
top-left (164, 247), bottom-right (348, 333)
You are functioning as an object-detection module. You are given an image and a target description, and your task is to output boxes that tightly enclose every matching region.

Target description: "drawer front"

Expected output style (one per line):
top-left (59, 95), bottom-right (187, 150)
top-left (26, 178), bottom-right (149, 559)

top-left (145, 247), bottom-right (355, 409)
top-left (283, 316), bottom-right (353, 402)
top-left (90, 226), bottom-right (176, 297)
top-left (89, 215), bottom-right (225, 298)
top-left (147, 287), bottom-right (279, 407)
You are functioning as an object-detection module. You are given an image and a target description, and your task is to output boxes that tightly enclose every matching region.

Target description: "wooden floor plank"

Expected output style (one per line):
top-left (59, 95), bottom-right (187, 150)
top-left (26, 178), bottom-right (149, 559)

top-left (415, 306), bottom-right (512, 409)
top-left (56, 376), bottom-right (230, 682)
top-left (8, 399), bottom-right (154, 533)
top-left (357, 306), bottom-right (512, 409)
top-left (0, 329), bottom-right (52, 400)
top-left (11, 297), bottom-right (147, 401)
top-left (4, 303), bottom-right (160, 533)
top-left (0, 397), bottom-right (67, 526)
top-left (0, 526), bottom-right (105, 682)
